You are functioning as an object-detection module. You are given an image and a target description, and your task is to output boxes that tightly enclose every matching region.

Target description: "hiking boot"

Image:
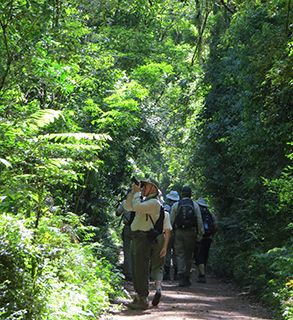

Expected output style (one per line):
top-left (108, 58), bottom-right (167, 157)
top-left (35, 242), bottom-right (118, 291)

top-left (179, 276), bottom-right (191, 287)
top-left (163, 266), bottom-right (170, 281)
top-left (152, 290), bottom-right (161, 306)
top-left (163, 272), bottom-right (170, 281)
top-left (173, 267), bottom-right (178, 281)
top-left (127, 296), bottom-right (149, 310)
top-left (124, 274), bottom-right (132, 281)
top-left (178, 273), bottom-right (184, 286)
top-left (178, 274), bottom-right (190, 287)
top-left (197, 274), bottom-right (206, 283)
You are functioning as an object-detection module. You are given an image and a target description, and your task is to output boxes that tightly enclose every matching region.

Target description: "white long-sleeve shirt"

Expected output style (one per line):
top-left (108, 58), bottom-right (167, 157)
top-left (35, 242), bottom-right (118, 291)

top-left (124, 191), bottom-right (161, 232)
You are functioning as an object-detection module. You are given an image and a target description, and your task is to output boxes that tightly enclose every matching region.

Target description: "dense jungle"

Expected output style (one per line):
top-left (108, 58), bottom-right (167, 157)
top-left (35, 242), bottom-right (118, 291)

top-left (0, 0), bottom-right (292, 319)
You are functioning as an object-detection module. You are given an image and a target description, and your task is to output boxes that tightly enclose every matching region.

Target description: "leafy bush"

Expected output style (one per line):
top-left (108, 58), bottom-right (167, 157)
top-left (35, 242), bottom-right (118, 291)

top-left (248, 246), bottom-right (293, 319)
top-left (0, 212), bottom-right (124, 320)
top-left (0, 214), bottom-right (46, 319)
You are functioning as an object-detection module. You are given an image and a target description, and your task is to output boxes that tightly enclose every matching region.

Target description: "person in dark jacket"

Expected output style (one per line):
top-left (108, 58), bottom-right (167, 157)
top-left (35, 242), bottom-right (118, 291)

top-left (116, 200), bottom-right (134, 281)
top-left (194, 198), bottom-right (218, 283)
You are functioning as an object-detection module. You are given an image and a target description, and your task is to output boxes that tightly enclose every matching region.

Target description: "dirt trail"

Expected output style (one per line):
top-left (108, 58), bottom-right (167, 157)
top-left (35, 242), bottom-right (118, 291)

top-left (104, 273), bottom-right (274, 320)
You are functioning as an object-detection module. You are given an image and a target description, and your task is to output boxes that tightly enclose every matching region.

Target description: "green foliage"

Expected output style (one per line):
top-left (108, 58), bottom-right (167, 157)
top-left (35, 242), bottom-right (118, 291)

top-left (0, 0), bottom-right (292, 318)
top-left (248, 246), bottom-right (293, 319)
top-left (189, 1), bottom-right (293, 318)
top-left (0, 212), bottom-right (123, 319)
top-left (0, 214), bottom-right (41, 319)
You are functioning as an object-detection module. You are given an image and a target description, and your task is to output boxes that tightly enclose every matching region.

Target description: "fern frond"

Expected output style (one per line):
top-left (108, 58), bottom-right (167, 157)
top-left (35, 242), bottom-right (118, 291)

top-left (39, 132), bottom-right (112, 143)
top-left (49, 143), bottom-right (104, 151)
top-left (27, 109), bottom-right (64, 131)
top-left (47, 158), bottom-right (103, 170)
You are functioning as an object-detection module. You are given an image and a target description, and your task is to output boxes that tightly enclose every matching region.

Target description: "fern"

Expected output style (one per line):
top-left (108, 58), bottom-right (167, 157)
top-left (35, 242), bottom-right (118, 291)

top-left (26, 109), bottom-right (64, 131)
top-left (39, 132), bottom-right (112, 143)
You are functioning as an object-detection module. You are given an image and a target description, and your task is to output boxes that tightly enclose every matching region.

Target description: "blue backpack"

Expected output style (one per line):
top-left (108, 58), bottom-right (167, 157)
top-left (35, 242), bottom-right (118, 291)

top-left (199, 206), bottom-right (216, 236)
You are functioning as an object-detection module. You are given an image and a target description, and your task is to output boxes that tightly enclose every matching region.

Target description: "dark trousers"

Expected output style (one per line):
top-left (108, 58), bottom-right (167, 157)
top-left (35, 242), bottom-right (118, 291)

top-left (194, 237), bottom-right (213, 267)
top-left (122, 225), bottom-right (132, 279)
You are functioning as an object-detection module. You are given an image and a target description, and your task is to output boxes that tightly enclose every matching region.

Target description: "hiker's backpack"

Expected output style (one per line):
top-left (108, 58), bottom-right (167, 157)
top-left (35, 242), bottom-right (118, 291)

top-left (175, 199), bottom-right (197, 229)
top-left (155, 206), bottom-right (165, 233)
top-left (147, 206), bottom-right (165, 242)
top-left (199, 206), bottom-right (216, 237)
top-left (118, 210), bottom-right (135, 227)
top-left (125, 211), bottom-right (135, 226)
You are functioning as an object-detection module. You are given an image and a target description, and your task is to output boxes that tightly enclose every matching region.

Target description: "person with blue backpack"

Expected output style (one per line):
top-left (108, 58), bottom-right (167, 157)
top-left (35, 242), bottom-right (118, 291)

top-left (194, 198), bottom-right (218, 283)
top-left (170, 186), bottom-right (204, 287)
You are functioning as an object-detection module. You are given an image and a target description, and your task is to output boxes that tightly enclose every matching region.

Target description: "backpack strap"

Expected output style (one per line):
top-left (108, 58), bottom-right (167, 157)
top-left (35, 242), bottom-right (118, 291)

top-left (148, 214), bottom-right (155, 227)
top-left (118, 214), bottom-right (124, 227)
top-left (148, 206), bottom-right (164, 230)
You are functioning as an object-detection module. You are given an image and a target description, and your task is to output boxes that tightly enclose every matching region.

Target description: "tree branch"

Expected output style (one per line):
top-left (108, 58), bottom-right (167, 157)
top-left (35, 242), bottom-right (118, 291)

top-left (219, 0), bottom-right (236, 14)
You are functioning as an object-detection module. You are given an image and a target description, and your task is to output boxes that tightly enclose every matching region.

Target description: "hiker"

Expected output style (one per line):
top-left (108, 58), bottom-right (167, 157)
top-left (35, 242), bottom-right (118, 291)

top-left (115, 200), bottom-right (134, 281)
top-left (194, 198), bottom-right (218, 283)
top-left (124, 177), bottom-right (171, 310)
top-left (170, 186), bottom-right (204, 287)
top-left (163, 190), bottom-right (180, 281)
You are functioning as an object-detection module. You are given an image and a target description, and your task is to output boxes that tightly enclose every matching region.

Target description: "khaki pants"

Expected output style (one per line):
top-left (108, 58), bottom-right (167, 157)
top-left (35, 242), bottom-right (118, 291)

top-left (174, 228), bottom-right (197, 278)
top-left (131, 232), bottom-right (165, 297)
top-left (150, 234), bottom-right (165, 281)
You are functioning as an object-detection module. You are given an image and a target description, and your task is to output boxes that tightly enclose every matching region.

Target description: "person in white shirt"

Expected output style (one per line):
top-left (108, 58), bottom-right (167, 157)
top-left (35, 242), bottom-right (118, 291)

top-left (124, 177), bottom-right (171, 309)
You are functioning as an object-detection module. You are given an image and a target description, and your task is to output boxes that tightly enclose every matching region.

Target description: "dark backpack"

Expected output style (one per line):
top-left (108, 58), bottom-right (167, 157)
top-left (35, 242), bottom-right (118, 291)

top-left (175, 199), bottom-right (197, 229)
top-left (199, 206), bottom-right (216, 237)
top-left (147, 206), bottom-right (165, 242)
top-left (156, 206), bottom-right (165, 233)
top-left (125, 211), bottom-right (135, 226)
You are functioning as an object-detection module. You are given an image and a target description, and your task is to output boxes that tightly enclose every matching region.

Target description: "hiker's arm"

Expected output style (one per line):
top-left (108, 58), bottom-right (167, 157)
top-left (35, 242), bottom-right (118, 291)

top-left (160, 229), bottom-right (171, 258)
top-left (194, 202), bottom-right (204, 241)
top-left (124, 183), bottom-right (141, 211)
top-left (160, 211), bottom-right (172, 258)
top-left (132, 197), bottom-right (159, 214)
top-left (212, 212), bottom-right (218, 234)
top-left (170, 202), bottom-right (178, 226)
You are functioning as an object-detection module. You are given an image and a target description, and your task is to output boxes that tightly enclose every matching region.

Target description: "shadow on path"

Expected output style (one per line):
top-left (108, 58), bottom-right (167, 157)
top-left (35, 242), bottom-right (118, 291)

top-left (104, 273), bottom-right (274, 320)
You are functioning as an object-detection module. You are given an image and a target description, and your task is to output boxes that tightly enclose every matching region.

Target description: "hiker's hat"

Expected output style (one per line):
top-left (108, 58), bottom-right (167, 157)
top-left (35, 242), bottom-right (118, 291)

top-left (140, 177), bottom-right (159, 194)
top-left (166, 190), bottom-right (180, 201)
top-left (197, 197), bottom-right (209, 207)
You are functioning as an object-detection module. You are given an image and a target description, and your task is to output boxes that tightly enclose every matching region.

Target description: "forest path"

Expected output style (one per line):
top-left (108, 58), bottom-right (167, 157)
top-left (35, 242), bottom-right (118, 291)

top-left (103, 272), bottom-right (274, 320)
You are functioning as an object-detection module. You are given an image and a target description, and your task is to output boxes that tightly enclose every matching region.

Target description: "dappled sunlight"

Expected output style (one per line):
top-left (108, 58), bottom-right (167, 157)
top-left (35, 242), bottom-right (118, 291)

top-left (110, 275), bottom-right (273, 320)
